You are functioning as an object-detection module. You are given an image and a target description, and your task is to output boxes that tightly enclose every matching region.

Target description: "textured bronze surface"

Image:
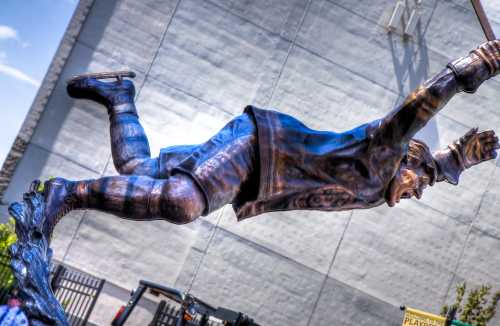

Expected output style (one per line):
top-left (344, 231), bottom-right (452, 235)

top-left (9, 183), bottom-right (69, 325)
top-left (44, 41), bottom-right (500, 224)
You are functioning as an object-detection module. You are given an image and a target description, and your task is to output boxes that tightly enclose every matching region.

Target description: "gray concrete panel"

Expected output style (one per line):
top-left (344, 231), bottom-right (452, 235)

top-left (452, 227), bottom-right (500, 325)
top-left (134, 77), bottom-right (234, 151)
top-left (297, 0), bottom-right (423, 96)
top-left (149, 0), bottom-right (291, 114)
top-left (219, 207), bottom-right (351, 274)
top-left (475, 165), bottom-right (500, 237)
top-left (77, 0), bottom-right (178, 73)
top-left (269, 46), bottom-right (397, 131)
top-left (3, 144), bottom-right (99, 204)
top-left (420, 159), bottom-right (495, 224)
top-left (327, 0), bottom-right (399, 26)
top-left (208, 0), bottom-right (309, 40)
top-left (177, 227), bottom-right (325, 326)
top-left (63, 208), bottom-right (220, 290)
top-left (424, 0), bottom-right (485, 58)
top-left (51, 210), bottom-right (86, 262)
top-left (443, 80), bottom-right (500, 131)
top-left (308, 277), bottom-right (401, 326)
top-left (330, 200), bottom-right (469, 312)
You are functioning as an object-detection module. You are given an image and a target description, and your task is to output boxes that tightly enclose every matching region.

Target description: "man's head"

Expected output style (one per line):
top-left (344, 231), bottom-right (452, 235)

top-left (386, 139), bottom-right (437, 207)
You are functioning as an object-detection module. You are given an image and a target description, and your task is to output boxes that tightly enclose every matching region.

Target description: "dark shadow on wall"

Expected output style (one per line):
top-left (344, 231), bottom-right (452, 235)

top-left (386, 0), bottom-right (441, 151)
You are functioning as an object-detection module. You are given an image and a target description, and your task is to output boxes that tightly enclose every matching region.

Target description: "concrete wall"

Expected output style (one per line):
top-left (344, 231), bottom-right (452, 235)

top-left (2, 0), bottom-right (500, 325)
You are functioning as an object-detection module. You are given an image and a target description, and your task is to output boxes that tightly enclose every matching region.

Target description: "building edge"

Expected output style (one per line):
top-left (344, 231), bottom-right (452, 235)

top-left (0, 0), bottom-right (95, 204)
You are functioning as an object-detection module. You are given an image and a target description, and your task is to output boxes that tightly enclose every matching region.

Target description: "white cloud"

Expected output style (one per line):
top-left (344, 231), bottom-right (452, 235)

top-left (0, 63), bottom-right (40, 87)
top-left (0, 25), bottom-right (18, 40)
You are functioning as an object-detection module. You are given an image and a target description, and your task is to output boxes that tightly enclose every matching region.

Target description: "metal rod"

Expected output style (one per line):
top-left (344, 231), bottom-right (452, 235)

top-left (470, 0), bottom-right (496, 41)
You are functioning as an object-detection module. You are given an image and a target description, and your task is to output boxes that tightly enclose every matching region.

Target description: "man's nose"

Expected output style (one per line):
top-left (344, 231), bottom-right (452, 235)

top-left (406, 170), bottom-right (419, 186)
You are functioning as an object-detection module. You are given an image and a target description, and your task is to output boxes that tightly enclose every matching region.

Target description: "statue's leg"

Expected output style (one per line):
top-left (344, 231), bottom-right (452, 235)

top-left (67, 72), bottom-right (159, 177)
top-left (108, 102), bottom-right (159, 176)
top-left (42, 113), bottom-right (258, 229)
top-left (43, 174), bottom-right (206, 233)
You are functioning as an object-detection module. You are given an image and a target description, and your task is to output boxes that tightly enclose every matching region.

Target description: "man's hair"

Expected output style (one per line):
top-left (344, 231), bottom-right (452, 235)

top-left (404, 139), bottom-right (438, 185)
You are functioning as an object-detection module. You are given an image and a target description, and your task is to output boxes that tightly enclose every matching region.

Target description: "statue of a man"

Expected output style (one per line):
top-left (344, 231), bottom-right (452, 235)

top-left (42, 41), bottom-right (500, 232)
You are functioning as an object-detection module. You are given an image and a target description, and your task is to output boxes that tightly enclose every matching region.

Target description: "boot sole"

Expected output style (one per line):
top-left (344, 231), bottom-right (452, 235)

top-left (66, 70), bottom-right (136, 84)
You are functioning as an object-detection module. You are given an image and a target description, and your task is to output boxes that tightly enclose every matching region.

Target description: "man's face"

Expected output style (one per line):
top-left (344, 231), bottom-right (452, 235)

top-left (386, 162), bottom-right (432, 207)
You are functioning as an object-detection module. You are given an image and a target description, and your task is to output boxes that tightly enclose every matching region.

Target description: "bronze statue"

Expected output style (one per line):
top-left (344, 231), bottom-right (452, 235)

top-left (42, 40), bottom-right (500, 232)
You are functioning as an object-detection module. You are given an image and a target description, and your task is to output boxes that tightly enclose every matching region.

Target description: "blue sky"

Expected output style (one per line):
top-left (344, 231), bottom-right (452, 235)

top-left (0, 0), bottom-right (77, 166)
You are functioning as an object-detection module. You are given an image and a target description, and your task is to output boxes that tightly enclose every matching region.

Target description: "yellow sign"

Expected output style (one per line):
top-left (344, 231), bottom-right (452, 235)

top-left (402, 307), bottom-right (447, 326)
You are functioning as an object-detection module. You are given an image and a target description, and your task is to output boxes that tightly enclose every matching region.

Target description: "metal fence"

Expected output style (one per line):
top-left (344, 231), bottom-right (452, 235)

top-left (0, 253), bottom-right (105, 325)
top-left (51, 264), bottom-right (105, 326)
top-left (149, 301), bottom-right (220, 326)
top-left (149, 300), bottom-right (181, 326)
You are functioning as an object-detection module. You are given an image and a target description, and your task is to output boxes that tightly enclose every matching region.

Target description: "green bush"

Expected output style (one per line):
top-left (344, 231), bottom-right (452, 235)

top-left (0, 218), bottom-right (16, 302)
top-left (0, 218), bottom-right (16, 253)
top-left (441, 282), bottom-right (500, 326)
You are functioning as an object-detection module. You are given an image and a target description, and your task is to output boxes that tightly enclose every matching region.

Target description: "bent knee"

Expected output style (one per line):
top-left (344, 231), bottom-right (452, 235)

top-left (155, 175), bottom-right (205, 224)
top-left (116, 158), bottom-right (160, 177)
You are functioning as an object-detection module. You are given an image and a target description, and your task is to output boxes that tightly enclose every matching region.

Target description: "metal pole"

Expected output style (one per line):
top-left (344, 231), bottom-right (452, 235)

top-left (470, 0), bottom-right (496, 41)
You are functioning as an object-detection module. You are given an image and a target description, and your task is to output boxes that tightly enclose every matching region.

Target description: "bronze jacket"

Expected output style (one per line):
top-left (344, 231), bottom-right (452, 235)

top-left (235, 67), bottom-right (459, 220)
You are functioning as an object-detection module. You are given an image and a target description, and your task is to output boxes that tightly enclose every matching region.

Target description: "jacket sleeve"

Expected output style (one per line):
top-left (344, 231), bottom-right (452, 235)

top-left (377, 40), bottom-right (500, 147)
top-left (378, 68), bottom-right (458, 146)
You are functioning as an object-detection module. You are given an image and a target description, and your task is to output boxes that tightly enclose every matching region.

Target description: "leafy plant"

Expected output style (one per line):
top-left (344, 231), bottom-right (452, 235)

top-left (0, 218), bottom-right (17, 293)
top-left (0, 218), bottom-right (17, 252)
top-left (441, 282), bottom-right (500, 326)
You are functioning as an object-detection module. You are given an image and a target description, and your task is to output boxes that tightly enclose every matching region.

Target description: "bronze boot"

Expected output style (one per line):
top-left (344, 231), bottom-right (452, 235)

top-left (66, 71), bottom-right (136, 109)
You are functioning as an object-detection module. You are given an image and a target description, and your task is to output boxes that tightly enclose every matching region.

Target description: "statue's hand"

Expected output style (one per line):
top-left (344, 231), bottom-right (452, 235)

top-left (448, 40), bottom-right (500, 93)
top-left (475, 40), bottom-right (500, 77)
top-left (456, 128), bottom-right (499, 168)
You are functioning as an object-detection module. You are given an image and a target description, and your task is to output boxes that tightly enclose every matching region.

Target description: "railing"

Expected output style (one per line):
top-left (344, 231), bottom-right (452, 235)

top-left (149, 301), bottom-right (220, 326)
top-left (149, 300), bottom-right (181, 326)
top-left (51, 264), bottom-right (105, 326)
top-left (0, 253), bottom-right (105, 325)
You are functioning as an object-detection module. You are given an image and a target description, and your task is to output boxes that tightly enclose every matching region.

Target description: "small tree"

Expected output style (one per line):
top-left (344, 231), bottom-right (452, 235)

top-left (441, 282), bottom-right (500, 326)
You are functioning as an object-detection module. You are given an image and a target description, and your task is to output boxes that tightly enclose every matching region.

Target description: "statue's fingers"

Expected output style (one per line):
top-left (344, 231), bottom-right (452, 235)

top-left (463, 127), bottom-right (479, 141)
top-left (487, 136), bottom-right (500, 144)
top-left (482, 133), bottom-right (498, 142)
top-left (480, 140), bottom-right (495, 150)
top-left (478, 130), bottom-right (496, 139)
top-left (487, 150), bottom-right (498, 160)
top-left (482, 142), bottom-right (500, 153)
top-left (466, 127), bottom-right (479, 136)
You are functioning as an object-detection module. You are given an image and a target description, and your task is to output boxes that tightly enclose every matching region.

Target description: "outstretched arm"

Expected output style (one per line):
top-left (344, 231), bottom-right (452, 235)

top-left (379, 40), bottom-right (500, 146)
top-left (433, 128), bottom-right (499, 185)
